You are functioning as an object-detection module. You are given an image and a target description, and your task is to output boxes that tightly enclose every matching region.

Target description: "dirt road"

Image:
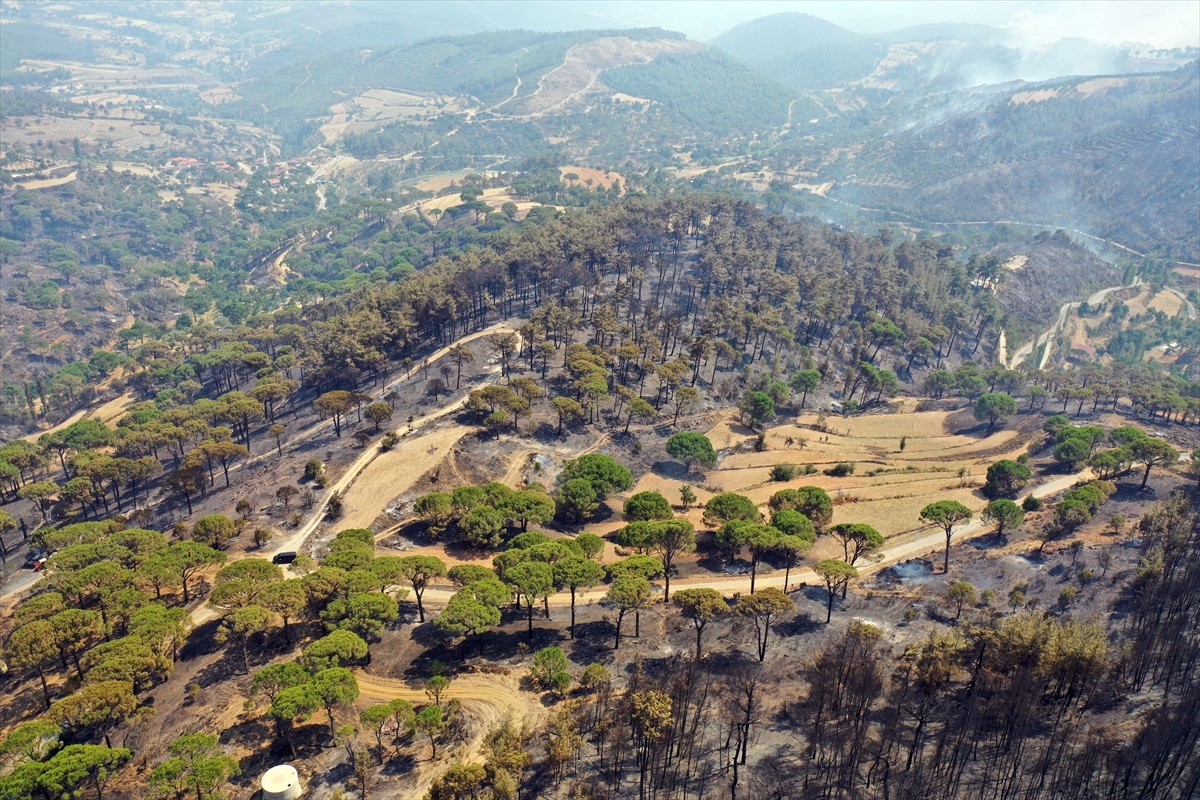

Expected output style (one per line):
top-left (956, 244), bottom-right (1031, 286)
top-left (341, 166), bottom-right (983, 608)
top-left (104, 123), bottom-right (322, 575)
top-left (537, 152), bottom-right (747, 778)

top-left (183, 326), bottom-right (519, 626)
top-left (20, 389), bottom-right (139, 443)
top-left (270, 324), bottom-right (520, 552)
top-left (1009, 277), bottom-right (1141, 369)
top-left (334, 423), bottom-right (474, 530)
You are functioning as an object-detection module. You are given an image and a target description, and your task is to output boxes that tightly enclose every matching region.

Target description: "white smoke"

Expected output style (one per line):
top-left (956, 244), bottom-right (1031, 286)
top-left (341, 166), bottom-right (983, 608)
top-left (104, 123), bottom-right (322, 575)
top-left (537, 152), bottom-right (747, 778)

top-left (1005, 2), bottom-right (1200, 50)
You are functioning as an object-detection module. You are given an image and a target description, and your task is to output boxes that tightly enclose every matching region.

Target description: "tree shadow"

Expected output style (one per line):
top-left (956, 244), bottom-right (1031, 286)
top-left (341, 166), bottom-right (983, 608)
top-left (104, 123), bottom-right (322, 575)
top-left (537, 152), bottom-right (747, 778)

top-left (190, 631), bottom-right (275, 688)
top-left (406, 619), bottom-right (448, 653)
top-left (622, 651), bottom-right (690, 679)
top-left (218, 716), bottom-right (273, 755)
top-left (651, 460), bottom-right (689, 479)
top-left (235, 719), bottom-right (328, 780)
top-left (381, 751), bottom-right (418, 776)
top-left (726, 421), bottom-right (757, 438)
top-left (179, 617), bottom-right (224, 660)
top-left (531, 421), bottom-right (560, 442)
top-left (392, 519), bottom-right (441, 547)
top-left (1111, 480), bottom-right (1152, 501)
top-left (696, 553), bottom-right (750, 578)
top-left (969, 532), bottom-right (1008, 550)
top-left (405, 618), bottom-right (565, 675)
top-left (439, 538), bottom-right (494, 562)
top-left (308, 754), bottom-right (354, 796)
top-left (699, 649), bottom-right (749, 674)
top-left (775, 613), bottom-right (821, 639)
top-left (565, 620), bottom-right (614, 664)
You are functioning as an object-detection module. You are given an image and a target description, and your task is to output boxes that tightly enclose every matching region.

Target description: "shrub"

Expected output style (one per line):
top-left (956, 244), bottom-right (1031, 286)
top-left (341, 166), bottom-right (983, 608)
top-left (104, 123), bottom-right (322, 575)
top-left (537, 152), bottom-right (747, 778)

top-left (824, 462), bottom-right (856, 477)
top-left (529, 646), bottom-right (572, 695)
top-left (304, 459), bottom-right (324, 480)
top-left (770, 464), bottom-right (800, 482)
top-left (1022, 495), bottom-right (1043, 512)
top-left (325, 491), bottom-right (344, 519)
top-left (580, 663), bottom-right (611, 690)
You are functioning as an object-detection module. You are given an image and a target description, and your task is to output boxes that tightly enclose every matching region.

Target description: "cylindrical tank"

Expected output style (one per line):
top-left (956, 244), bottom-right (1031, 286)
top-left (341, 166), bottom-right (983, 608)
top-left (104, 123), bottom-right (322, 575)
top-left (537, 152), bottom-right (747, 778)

top-left (261, 765), bottom-right (303, 800)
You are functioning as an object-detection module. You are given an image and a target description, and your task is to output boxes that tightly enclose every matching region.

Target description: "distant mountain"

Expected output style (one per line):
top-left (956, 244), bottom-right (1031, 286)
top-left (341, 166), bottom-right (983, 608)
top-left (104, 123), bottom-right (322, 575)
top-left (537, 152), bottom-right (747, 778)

top-left (231, 27), bottom-right (799, 164)
top-left (711, 12), bottom-right (1195, 94)
top-left (710, 13), bottom-right (884, 90)
top-left (233, 28), bottom-right (675, 128)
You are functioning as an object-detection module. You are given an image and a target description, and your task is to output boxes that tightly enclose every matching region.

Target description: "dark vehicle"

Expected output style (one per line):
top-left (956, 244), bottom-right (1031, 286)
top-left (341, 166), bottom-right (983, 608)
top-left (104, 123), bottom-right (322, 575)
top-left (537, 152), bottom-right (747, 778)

top-left (272, 551), bottom-right (298, 565)
top-left (22, 552), bottom-right (46, 570)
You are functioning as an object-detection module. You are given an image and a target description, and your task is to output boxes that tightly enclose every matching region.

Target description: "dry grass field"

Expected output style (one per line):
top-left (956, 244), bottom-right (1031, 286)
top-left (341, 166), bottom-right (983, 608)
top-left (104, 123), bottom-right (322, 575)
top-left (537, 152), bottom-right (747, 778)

top-left (631, 406), bottom-right (1033, 539)
top-left (320, 89), bottom-right (468, 144)
top-left (559, 165), bottom-right (624, 191)
top-left (417, 186), bottom-right (554, 219)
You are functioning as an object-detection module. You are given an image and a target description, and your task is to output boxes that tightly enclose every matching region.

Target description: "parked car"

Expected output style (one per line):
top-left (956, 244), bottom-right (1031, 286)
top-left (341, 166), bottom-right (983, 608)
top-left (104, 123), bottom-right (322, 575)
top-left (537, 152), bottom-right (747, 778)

top-left (272, 551), bottom-right (298, 565)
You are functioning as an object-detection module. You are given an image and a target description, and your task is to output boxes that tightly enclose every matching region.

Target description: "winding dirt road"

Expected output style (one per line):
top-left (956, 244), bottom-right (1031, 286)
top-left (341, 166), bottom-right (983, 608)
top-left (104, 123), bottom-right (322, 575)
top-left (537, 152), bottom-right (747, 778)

top-left (186, 324), bottom-right (520, 626)
top-left (1008, 277), bottom-right (1141, 369)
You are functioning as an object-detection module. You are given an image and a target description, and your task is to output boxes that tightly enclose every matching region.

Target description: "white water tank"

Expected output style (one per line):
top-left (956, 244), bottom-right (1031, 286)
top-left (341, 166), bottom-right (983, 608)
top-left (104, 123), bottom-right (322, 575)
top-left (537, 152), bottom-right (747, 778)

top-left (261, 765), bottom-right (303, 800)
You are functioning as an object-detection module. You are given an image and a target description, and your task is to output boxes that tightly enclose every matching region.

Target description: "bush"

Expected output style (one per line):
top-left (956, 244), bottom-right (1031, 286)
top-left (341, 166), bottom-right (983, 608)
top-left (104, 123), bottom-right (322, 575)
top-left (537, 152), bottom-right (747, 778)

top-left (529, 646), bottom-right (572, 695)
top-left (325, 491), bottom-right (344, 520)
top-left (580, 663), bottom-right (611, 690)
top-left (770, 464), bottom-right (800, 482)
top-left (1022, 495), bottom-right (1043, 512)
top-left (304, 459), bottom-right (324, 480)
top-left (824, 462), bottom-right (856, 477)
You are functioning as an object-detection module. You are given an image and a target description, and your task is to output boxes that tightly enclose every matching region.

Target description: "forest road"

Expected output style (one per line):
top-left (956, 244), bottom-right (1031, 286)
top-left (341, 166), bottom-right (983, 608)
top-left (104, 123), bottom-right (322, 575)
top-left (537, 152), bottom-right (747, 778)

top-left (187, 325), bottom-right (520, 627)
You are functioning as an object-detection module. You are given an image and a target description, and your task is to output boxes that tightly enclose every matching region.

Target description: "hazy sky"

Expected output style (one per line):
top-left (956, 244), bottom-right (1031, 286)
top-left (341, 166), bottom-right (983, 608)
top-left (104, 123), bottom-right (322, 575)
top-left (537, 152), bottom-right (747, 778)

top-left (569, 1), bottom-right (1200, 48)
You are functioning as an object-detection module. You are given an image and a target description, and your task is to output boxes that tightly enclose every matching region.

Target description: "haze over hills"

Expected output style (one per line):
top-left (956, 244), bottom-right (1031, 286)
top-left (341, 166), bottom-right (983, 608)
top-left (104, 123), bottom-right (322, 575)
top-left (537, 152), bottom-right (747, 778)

top-left (1, 2), bottom-right (1196, 253)
top-left (825, 62), bottom-right (1200, 261)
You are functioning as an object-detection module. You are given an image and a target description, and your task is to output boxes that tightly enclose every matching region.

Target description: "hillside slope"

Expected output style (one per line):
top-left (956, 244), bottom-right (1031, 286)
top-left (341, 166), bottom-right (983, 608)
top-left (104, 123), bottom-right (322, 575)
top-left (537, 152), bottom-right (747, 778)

top-left (825, 63), bottom-right (1200, 260)
top-left (710, 12), bottom-right (883, 90)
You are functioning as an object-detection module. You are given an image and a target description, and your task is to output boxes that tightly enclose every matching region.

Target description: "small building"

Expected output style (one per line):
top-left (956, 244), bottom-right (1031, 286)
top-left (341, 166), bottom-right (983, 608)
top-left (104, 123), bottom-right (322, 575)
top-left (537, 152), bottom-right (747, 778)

top-left (1067, 343), bottom-right (1096, 364)
top-left (261, 765), bottom-right (303, 800)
